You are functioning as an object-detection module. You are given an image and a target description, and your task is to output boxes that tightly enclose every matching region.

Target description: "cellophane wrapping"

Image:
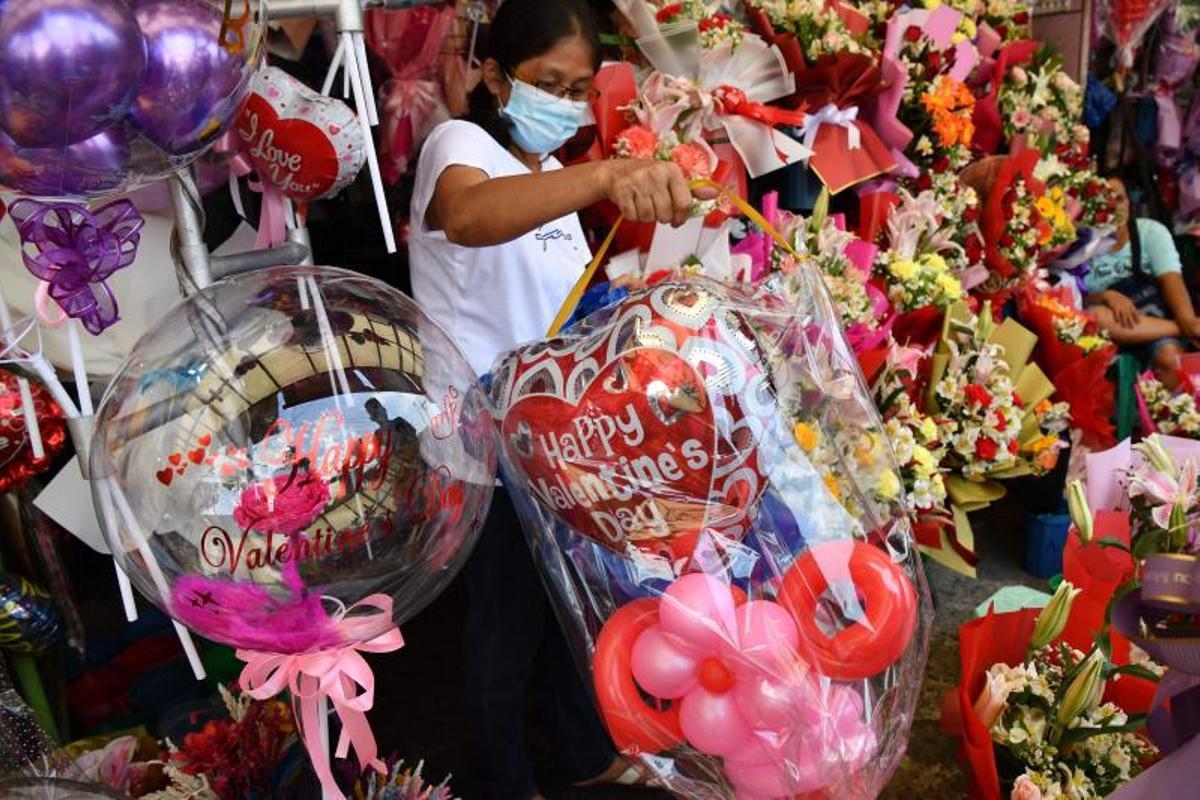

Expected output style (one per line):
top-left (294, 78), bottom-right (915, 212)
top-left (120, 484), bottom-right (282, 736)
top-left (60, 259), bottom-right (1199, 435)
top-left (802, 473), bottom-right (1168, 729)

top-left (489, 272), bottom-right (933, 799)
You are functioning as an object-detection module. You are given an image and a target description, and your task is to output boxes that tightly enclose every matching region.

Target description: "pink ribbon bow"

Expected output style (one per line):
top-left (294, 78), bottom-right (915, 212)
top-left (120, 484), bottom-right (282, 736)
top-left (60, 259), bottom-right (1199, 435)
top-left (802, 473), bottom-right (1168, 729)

top-left (215, 130), bottom-right (293, 250)
top-left (236, 594), bottom-right (404, 800)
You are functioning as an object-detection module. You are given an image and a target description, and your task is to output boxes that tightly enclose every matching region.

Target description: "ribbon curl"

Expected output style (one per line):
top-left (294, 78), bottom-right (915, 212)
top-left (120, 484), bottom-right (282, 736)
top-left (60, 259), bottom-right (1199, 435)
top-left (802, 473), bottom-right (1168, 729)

top-left (8, 199), bottom-right (144, 335)
top-left (237, 594), bottom-right (405, 800)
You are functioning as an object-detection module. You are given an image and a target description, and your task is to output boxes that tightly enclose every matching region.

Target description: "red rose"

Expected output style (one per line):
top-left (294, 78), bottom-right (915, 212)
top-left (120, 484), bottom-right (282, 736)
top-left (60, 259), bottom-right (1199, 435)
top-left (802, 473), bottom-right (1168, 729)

top-left (917, 173), bottom-right (933, 190)
top-left (1013, 11), bottom-right (1030, 23)
top-left (932, 156), bottom-right (950, 172)
top-left (963, 206), bottom-right (979, 223)
top-left (965, 234), bottom-right (983, 262)
top-left (1000, 234), bottom-right (1014, 247)
top-left (1084, 182), bottom-right (1101, 198)
top-left (234, 469), bottom-right (331, 535)
top-left (996, 24), bottom-right (1009, 37)
top-left (1013, 393), bottom-right (1025, 408)
top-left (904, 25), bottom-right (922, 42)
top-left (656, 2), bottom-right (683, 22)
top-left (1008, 439), bottom-right (1020, 455)
top-left (994, 410), bottom-right (1007, 431)
top-left (1095, 209), bottom-right (1109, 223)
top-left (963, 383), bottom-right (993, 408)
top-left (929, 51), bottom-right (942, 69)
top-left (975, 437), bottom-right (999, 461)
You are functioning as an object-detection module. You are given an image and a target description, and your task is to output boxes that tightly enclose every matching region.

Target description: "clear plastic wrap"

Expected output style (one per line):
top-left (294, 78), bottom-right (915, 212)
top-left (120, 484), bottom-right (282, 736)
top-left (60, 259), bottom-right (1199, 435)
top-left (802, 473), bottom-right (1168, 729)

top-left (490, 275), bottom-right (932, 798)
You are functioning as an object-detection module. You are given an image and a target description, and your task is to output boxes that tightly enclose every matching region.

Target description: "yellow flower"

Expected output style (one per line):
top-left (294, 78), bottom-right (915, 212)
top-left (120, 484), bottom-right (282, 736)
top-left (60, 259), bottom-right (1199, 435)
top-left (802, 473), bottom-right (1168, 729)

top-left (924, 253), bottom-right (948, 272)
top-left (889, 258), bottom-right (918, 281)
top-left (1028, 434), bottom-right (1060, 455)
top-left (920, 417), bottom-right (938, 440)
top-left (823, 472), bottom-right (841, 499)
top-left (876, 469), bottom-right (901, 500)
top-left (1077, 335), bottom-right (1105, 351)
top-left (855, 433), bottom-right (880, 466)
top-left (935, 273), bottom-right (963, 299)
top-left (793, 422), bottom-right (819, 452)
top-left (913, 446), bottom-right (936, 470)
top-left (960, 17), bottom-right (977, 39)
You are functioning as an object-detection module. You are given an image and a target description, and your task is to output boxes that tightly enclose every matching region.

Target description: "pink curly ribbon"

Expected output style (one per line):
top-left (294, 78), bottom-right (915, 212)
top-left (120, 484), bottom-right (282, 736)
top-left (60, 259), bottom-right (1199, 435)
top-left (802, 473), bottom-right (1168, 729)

top-left (236, 594), bottom-right (404, 800)
top-left (215, 130), bottom-right (290, 249)
top-left (9, 199), bottom-right (143, 334)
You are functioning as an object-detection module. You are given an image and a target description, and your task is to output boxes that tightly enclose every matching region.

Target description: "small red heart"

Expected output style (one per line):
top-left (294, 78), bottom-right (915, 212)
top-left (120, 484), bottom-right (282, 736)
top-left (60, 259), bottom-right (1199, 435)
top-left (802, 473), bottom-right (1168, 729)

top-left (168, 452), bottom-right (182, 466)
top-left (198, 433), bottom-right (212, 447)
top-left (189, 448), bottom-right (205, 464)
top-left (156, 468), bottom-right (174, 486)
top-left (176, 467), bottom-right (186, 475)
top-left (328, 124), bottom-right (340, 135)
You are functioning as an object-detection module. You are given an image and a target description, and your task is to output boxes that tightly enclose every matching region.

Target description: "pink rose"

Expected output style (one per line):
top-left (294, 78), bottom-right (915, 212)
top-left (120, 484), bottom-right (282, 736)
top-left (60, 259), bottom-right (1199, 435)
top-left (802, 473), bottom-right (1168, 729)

top-left (615, 125), bottom-right (659, 160)
top-left (972, 670), bottom-right (1012, 728)
top-left (1011, 775), bottom-right (1042, 800)
top-left (670, 141), bottom-right (716, 178)
top-left (234, 469), bottom-right (330, 535)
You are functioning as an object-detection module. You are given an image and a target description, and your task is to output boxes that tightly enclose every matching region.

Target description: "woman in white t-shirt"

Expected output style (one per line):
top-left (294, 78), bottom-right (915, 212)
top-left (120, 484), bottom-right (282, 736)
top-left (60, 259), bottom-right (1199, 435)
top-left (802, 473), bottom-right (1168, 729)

top-left (408, 1), bottom-right (700, 797)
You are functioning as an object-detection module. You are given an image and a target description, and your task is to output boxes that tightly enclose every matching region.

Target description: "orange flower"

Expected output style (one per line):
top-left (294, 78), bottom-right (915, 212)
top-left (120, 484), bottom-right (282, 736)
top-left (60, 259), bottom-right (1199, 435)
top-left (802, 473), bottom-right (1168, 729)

top-left (922, 77), bottom-right (976, 149)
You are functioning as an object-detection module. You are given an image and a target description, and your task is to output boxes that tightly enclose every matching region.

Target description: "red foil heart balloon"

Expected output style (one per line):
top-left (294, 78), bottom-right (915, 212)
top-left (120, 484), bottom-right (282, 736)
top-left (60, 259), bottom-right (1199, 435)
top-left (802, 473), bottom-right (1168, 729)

top-left (0, 368), bottom-right (65, 493)
top-left (235, 67), bottom-right (365, 202)
top-left (493, 282), bottom-right (774, 561)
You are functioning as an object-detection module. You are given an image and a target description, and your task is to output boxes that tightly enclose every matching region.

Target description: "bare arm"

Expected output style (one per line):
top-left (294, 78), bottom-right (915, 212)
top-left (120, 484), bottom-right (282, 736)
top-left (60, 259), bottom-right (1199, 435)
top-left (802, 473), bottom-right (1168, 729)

top-left (426, 159), bottom-right (699, 247)
top-left (1158, 272), bottom-right (1199, 332)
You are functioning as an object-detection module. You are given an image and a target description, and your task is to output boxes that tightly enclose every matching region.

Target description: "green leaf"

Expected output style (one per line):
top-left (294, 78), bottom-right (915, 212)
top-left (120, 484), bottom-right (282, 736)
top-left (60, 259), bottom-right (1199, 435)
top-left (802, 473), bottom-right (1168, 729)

top-left (1096, 537), bottom-right (1132, 554)
top-left (1107, 664), bottom-right (1163, 684)
top-left (1132, 530), bottom-right (1167, 559)
top-left (1057, 714), bottom-right (1147, 745)
top-left (811, 187), bottom-right (830, 233)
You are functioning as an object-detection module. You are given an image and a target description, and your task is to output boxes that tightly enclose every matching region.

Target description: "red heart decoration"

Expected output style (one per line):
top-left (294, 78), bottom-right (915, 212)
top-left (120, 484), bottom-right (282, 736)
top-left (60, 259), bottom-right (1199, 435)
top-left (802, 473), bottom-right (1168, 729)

top-left (198, 433), bottom-right (212, 447)
top-left (495, 283), bottom-right (770, 560)
top-left (156, 468), bottom-right (174, 486)
top-left (235, 67), bottom-right (364, 203)
top-left (168, 452), bottom-right (182, 466)
top-left (189, 448), bottom-right (205, 464)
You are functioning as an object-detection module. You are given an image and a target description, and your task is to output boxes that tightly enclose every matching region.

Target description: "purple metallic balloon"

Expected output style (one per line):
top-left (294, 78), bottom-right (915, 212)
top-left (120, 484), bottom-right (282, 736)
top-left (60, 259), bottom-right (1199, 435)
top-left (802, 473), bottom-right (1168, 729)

top-left (0, 126), bottom-right (130, 197)
top-left (0, 0), bottom-right (146, 148)
top-left (131, 0), bottom-right (247, 155)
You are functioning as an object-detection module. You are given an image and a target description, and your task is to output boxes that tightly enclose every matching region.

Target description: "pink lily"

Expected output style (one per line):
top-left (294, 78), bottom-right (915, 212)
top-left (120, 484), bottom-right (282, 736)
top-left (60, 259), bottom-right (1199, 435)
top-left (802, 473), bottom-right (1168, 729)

top-left (1128, 458), bottom-right (1198, 530)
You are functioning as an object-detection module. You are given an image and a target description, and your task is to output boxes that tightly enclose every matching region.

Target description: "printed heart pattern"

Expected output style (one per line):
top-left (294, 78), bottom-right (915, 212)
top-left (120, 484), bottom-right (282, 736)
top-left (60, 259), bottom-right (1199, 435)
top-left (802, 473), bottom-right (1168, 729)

top-left (157, 431), bottom-right (223, 488)
top-left (235, 66), bottom-right (365, 202)
top-left (496, 283), bottom-right (771, 560)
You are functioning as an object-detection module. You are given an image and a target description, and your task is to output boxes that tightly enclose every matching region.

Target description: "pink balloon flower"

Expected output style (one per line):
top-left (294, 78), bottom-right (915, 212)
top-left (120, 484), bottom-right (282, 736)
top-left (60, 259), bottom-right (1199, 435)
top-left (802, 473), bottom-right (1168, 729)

top-left (629, 572), bottom-right (877, 798)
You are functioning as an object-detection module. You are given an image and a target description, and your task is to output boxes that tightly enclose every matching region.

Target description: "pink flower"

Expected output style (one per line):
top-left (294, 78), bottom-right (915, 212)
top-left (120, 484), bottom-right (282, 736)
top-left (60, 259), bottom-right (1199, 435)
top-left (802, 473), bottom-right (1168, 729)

top-left (1010, 108), bottom-right (1033, 129)
top-left (1128, 458), bottom-right (1197, 530)
top-left (972, 670), bottom-right (1011, 728)
top-left (670, 141), bottom-right (716, 178)
top-left (77, 736), bottom-right (147, 793)
top-left (234, 469), bottom-right (331, 534)
top-left (1011, 774), bottom-right (1043, 800)
top-left (615, 125), bottom-right (659, 160)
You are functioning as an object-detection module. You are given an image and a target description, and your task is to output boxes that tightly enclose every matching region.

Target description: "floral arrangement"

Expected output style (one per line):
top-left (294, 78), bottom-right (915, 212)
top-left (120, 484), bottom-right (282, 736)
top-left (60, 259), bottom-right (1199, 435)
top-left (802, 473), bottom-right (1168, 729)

top-left (929, 305), bottom-right (1069, 481)
top-left (873, 361), bottom-right (950, 518)
top-left (882, 251), bottom-right (965, 311)
top-left (979, 642), bottom-right (1155, 798)
top-left (341, 758), bottom-right (459, 800)
top-left (654, 1), bottom-right (745, 48)
top-left (145, 687), bottom-right (298, 800)
top-left (1137, 373), bottom-right (1200, 438)
top-left (753, 0), bottom-right (871, 60)
top-left (946, 0), bottom-right (1032, 41)
top-left (613, 125), bottom-right (718, 180)
top-left (998, 51), bottom-right (1088, 152)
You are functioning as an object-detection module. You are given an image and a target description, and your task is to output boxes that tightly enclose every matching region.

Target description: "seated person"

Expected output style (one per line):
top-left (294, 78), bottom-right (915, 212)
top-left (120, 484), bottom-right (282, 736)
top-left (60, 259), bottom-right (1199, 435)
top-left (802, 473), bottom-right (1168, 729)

top-left (1085, 179), bottom-right (1198, 385)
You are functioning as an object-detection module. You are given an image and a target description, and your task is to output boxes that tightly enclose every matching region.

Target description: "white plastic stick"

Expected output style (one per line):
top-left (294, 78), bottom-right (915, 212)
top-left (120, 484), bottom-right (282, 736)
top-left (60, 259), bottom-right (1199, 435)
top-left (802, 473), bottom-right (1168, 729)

top-left (26, 354), bottom-right (79, 420)
top-left (108, 479), bottom-right (206, 680)
top-left (342, 31), bottom-right (396, 254)
top-left (66, 321), bottom-right (92, 417)
top-left (97, 484), bottom-right (140, 623)
top-left (319, 694), bottom-right (333, 800)
top-left (298, 275), bottom-right (311, 310)
top-left (352, 32), bottom-right (379, 126)
top-left (16, 378), bottom-right (43, 461)
top-left (321, 35), bottom-right (347, 97)
top-left (307, 277), bottom-right (352, 402)
top-left (0, 282), bottom-right (12, 334)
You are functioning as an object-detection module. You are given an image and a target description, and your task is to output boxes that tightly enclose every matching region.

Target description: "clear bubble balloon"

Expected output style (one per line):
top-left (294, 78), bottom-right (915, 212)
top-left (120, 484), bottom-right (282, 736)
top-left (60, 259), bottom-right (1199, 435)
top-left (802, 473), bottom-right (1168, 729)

top-left (91, 266), bottom-right (496, 653)
top-left (0, 0), bottom-right (264, 199)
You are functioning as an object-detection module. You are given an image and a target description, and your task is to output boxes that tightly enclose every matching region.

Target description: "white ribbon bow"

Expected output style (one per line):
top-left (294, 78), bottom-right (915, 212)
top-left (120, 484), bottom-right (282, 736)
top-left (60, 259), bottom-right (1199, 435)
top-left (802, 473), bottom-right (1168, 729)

top-left (799, 103), bottom-right (862, 153)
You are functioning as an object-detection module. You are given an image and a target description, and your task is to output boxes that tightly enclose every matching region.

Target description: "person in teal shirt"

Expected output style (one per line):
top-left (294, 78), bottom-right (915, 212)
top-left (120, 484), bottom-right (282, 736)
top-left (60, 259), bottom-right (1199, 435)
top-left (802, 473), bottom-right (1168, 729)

top-left (1085, 180), bottom-right (1199, 385)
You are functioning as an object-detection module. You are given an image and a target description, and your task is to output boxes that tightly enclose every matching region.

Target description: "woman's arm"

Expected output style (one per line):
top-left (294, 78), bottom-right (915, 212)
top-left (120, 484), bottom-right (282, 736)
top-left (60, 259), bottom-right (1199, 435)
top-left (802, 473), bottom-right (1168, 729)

top-left (427, 158), bottom-right (698, 247)
top-left (1158, 272), bottom-right (1200, 339)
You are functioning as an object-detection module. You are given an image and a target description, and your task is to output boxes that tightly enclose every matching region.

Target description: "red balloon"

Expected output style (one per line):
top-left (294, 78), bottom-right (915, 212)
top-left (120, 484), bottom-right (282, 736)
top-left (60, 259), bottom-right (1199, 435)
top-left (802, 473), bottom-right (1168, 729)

top-left (494, 283), bottom-right (772, 560)
top-left (779, 540), bottom-right (917, 681)
top-left (0, 369), bottom-right (65, 493)
top-left (593, 597), bottom-right (685, 754)
top-left (234, 67), bottom-right (365, 203)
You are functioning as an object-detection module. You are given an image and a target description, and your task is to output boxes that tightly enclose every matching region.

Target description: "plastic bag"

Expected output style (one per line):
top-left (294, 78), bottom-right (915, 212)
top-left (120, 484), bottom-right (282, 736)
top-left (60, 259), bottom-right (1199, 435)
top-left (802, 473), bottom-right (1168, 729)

top-left (490, 276), bottom-right (931, 798)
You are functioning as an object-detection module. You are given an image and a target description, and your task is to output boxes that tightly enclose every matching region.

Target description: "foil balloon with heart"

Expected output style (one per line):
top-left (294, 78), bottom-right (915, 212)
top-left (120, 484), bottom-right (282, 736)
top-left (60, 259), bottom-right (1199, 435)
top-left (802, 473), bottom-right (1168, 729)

top-left (490, 281), bottom-right (777, 562)
top-left (235, 66), bottom-right (365, 203)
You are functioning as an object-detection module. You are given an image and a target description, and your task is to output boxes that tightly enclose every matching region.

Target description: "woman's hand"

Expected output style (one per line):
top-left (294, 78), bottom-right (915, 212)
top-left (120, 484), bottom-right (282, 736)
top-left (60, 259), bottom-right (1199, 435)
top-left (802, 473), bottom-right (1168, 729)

top-left (1102, 289), bottom-right (1139, 328)
top-left (600, 160), bottom-right (700, 227)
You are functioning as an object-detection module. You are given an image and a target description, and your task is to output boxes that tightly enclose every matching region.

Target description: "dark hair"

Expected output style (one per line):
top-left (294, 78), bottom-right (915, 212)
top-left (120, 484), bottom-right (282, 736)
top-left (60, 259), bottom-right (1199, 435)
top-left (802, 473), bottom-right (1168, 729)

top-left (465, 0), bottom-right (602, 149)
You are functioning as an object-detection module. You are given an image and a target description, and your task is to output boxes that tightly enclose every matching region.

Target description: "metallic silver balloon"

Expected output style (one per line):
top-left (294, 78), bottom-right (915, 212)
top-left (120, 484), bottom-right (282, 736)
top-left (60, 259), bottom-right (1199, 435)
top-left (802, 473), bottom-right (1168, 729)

top-left (0, 0), bottom-right (147, 148)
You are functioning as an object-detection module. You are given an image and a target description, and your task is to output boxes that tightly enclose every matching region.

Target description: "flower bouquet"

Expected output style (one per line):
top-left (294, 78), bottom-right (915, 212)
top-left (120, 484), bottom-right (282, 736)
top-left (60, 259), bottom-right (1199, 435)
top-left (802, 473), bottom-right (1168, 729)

top-left (747, 0), bottom-right (873, 64)
top-left (1136, 372), bottom-right (1200, 438)
top-left (997, 49), bottom-right (1087, 154)
top-left (943, 595), bottom-right (1157, 800)
top-left (652, 0), bottom-right (746, 49)
top-left (969, 150), bottom-right (1054, 296)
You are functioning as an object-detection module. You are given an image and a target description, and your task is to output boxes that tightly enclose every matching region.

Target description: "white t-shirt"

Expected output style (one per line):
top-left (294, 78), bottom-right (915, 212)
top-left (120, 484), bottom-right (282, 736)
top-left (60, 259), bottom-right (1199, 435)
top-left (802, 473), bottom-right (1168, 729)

top-left (409, 120), bottom-right (590, 377)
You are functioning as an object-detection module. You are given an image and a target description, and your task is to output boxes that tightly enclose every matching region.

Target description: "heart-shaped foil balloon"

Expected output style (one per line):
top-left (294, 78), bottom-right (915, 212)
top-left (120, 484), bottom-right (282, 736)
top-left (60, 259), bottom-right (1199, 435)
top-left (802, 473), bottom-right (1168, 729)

top-left (491, 282), bottom-right (776, 561)
top-left (234, 66), bottom-right (365, 202)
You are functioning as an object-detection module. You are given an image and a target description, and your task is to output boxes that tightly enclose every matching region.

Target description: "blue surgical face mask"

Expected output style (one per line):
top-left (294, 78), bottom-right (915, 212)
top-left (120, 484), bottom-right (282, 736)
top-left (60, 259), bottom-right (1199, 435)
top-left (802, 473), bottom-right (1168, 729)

top-left (500, 77), bottom-right (590, 156)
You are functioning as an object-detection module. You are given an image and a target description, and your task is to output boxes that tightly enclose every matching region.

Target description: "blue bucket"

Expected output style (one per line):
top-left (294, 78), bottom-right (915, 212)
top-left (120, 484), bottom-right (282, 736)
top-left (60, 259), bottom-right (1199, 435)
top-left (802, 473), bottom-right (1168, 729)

top-left (1024, 512), bottom-right (1071, 579)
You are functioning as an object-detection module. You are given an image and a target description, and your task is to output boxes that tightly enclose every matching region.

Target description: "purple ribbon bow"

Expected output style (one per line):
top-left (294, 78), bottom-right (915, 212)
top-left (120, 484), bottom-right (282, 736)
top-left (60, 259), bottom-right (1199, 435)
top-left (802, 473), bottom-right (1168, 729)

top-left (8, 199), bottom-right (144, 335)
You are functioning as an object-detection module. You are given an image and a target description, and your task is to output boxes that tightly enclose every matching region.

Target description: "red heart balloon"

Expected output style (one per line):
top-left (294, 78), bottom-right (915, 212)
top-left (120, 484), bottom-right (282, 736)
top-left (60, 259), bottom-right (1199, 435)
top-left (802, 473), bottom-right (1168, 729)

top-left (0, 369), bottom-right (65, 493)
top-left (495, 283), bottom-right (771, 560)
top-left (234, 67), bottom-right (364, 202)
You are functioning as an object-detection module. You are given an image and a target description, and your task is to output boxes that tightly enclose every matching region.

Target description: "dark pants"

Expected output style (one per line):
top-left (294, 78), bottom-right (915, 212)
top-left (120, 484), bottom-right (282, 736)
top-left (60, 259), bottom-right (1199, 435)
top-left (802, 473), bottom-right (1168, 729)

top-left (463, 488), bottom-right (615, 799)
